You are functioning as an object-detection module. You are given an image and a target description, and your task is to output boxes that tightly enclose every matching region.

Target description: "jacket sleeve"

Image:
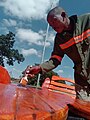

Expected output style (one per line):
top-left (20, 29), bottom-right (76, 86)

top-left (40, 34), bottom-right (64, 73)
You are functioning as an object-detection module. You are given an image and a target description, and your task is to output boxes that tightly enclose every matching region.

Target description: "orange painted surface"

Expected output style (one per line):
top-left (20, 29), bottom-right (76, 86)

top-left (0, 83), bottom-right (74, 120)
top-left (0, 84), bottom-right (17, 120)
top-left (49, 84), bottom-right (76, 95)
top-left (43, 75), bottom-right (76, 97)
top-left (68, 99), bottom-right (90, 119)
top-left (0, 66), bottom-right (11, 84)
top-left (50, 80), bottom-right (75, 90)
top-left (52, 75), bottom-right (75, 84)
top-left (0, 83), bottom-right (90, 120)
top-left (0, 66), bottom-right (90, 119)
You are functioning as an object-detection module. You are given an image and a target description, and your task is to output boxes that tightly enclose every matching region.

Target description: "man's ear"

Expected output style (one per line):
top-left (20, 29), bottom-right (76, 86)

top-left (61, 12), bottom-right (66, 21)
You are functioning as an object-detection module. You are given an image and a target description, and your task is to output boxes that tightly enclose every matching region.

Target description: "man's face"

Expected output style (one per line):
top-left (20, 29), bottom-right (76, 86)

top-left (48, 14), bottom-right (69, 33)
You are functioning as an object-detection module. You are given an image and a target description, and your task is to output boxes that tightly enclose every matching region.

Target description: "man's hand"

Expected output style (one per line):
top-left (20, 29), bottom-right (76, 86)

top-left (23, 65), bottom-right (42, 77)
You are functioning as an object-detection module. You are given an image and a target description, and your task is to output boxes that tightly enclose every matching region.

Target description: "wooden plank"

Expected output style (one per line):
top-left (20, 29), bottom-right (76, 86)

top-left (0, 67), bottom-right (90, 119)
top-left (49, 85), bottom-right (76, 95)
top-left (0, 84), bottom-right (17, 120)
top-left (0, 83), bottom-right (89, 119)
top-left (50, 81), bottom-right (75, 90)
top-left (15, 87), bottom-right (70, 120)
top-left (52, 76), bottom-right (75, 84)
top-left (0, 83), bottom-right (70, 120)
top-left (68, 99), bottom-right (90, 119)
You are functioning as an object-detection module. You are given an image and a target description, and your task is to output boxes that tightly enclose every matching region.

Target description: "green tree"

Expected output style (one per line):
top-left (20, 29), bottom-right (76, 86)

top-left (0, 31), bottom-right (25, 66)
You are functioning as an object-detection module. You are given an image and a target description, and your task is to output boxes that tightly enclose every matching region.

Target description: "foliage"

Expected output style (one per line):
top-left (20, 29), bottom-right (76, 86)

top-left (0, 31), bottom-right (25, 66)
top-left (27, 70), bottom-right (65, 87)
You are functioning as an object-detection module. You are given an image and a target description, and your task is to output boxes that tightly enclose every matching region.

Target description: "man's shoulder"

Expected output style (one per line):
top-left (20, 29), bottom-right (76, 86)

top-left (69, 13), bottom-right (90, 21)
top-left (80, 13), bottom-right (90, 17)
top-left (79, 13), bottom-right (90, 19)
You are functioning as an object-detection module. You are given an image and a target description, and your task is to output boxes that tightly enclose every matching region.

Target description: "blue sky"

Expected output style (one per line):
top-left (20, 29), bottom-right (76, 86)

top-left (0, 0), bottom-right (90, 79)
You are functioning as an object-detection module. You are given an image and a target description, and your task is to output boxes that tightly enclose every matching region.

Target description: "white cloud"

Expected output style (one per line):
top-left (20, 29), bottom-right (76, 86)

top-left (16, 28), bottom-right (43, 45)
top-left (0, 0), bottom-right (59, 20)
top-left (21, 48), bottom-right (40, 57)
top-left (16, 28), bottom-right (54, 47)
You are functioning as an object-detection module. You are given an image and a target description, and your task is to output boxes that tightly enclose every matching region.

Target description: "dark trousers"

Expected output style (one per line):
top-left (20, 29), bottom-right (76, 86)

top-left (74, 72), bottom-right (90, 101)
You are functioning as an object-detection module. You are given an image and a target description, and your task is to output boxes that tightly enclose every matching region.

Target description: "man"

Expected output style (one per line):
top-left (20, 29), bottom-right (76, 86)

top-left (23, 6), bottom-right (90, 101)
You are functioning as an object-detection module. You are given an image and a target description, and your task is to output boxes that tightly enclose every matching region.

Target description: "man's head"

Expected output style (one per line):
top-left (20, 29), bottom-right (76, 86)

top-left (47, 6), bottom-right (70, 33)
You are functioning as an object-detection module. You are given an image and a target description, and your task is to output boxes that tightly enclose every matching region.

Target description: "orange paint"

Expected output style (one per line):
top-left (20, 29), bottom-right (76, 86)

top-left (0, 66), bottom-right (11, 84)
top-left (0, 67), bottom-right (90, 119)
